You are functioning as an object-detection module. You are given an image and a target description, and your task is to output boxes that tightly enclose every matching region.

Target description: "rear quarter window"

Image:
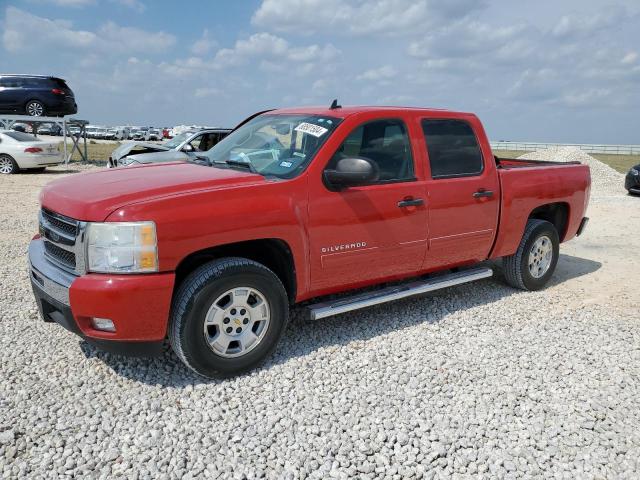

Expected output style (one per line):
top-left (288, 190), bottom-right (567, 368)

top-left (422, 119), bottom-right (484, 179)
top-left (3, 131), bottom-right (38, 142)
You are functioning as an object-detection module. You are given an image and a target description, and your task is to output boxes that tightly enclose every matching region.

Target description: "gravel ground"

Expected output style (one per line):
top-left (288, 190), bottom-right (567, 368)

top-left (518, 147), bottom-right (627, 199)
top-left (1, 156), bottom-right (639, 479)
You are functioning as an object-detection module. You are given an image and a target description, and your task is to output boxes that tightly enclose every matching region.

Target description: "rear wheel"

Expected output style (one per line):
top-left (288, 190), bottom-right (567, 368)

top-left (0, 155), bottom-right (18, 174)
top-left (502, 219), bottom-right (559, 291)
top-left (25, 100), bottom-right (45, 116)
top-left (169, 258), bottom-right (289, 378)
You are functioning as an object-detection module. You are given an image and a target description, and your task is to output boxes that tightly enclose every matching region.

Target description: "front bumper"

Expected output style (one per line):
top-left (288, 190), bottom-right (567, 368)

top-left (29, 237), bottom-right (175, 356)
top-left (625, 173), bottom-right (640, 194)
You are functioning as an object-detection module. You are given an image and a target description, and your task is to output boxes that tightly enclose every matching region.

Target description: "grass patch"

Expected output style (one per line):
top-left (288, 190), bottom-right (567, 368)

top-left (63, 141), bottom-right (120, 164)
top-left (590, 154), bottom-right (639, 174)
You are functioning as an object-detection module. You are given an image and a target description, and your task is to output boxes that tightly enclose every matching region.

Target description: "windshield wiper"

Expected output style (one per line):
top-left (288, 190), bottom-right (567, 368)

top-left (217, 158), bottom-right (259, 174)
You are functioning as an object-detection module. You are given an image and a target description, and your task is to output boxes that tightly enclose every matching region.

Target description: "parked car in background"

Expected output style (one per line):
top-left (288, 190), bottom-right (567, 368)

top-left (114, 126), bottom-right (130, 140)
top-left (66, 126), bottom-right (81, 137)
top-left (0, 75), bottom-right (77, 117)
top-left (109, 128), bottom-right (231, 167)
top-left (37, 123), bottom-right (62, 136)
top-left (132, 127), bottom-right (148, 140)
top-left (162, 128), bottom-right (172, 139)
top-left (95, 127), bottom-right (109, 140)
top-left (146, 128), bottom-right (162, 141)
top-left (85, 126), bottom-right (101, 139)
top-left (12, 122), bottom-right (32, 133)
top-left (625, 164), bottom-right (640, 195)
top-left (0, 130), bottom-right (62, 174)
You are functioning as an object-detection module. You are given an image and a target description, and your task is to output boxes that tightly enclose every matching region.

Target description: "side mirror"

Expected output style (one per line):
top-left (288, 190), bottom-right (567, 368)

top-left (324, 157), bottom-right (378, 189)
top-left (182, 144), bottom-right (194, 152)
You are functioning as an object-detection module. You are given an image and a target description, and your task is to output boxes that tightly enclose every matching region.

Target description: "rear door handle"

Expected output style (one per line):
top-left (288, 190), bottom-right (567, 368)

top-left (397, 198), bottom-right (424, 208)
top-left (473, 190), bottom-right (494, 198)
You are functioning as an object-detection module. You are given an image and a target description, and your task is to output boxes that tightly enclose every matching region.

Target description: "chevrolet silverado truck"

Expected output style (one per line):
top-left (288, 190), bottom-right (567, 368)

top-left (29, 105), bottom-right (591, 377)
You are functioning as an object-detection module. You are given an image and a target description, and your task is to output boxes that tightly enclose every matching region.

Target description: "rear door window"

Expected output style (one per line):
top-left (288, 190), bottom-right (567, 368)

top-left (421, 119), bottom-right (484, 179)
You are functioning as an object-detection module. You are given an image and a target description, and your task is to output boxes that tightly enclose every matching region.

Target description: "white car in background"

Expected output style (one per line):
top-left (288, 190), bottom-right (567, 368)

top-left (85, 126), bottom-right (101, 139)
top-left (0, 130), bottom-right (63, 174)
top-left (146, 128), bottom-right (162, 141)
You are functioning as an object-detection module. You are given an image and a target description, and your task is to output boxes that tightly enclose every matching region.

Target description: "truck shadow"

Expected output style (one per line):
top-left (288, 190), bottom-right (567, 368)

top-left (79, 253), bottom-right (601, 387)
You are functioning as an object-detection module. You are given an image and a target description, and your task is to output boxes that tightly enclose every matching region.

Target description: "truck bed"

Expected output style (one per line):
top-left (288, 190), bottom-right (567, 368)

top-left (496, 157), bottom-right (581, 169)
top-left (490, 158), bottom-right (591, 259)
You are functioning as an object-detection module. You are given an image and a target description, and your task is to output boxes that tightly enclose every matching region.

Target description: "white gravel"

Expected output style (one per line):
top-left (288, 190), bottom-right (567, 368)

top-left (518, 146), bottom-right (627, 197)
top-left (1, 158), bottom-right (639, 479)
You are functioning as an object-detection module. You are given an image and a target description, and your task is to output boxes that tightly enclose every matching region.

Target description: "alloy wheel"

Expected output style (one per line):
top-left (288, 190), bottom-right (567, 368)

top-left (203, 287), bottom-right (271, 358)
top-left (528, 235), bottom-right (553, 278)
top-left (0, 156), bottom-right (14, 174)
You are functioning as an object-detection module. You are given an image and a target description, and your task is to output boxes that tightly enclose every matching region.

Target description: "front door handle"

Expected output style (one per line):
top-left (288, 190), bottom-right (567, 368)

top-left (473, 190), bottom-right (494, 198)
top-left (397, 198), bottom-right (424, 208)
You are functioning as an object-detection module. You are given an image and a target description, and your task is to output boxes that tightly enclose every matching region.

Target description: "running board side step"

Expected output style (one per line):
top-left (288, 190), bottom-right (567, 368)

top-left (307, 267), bottom-right (493, 320)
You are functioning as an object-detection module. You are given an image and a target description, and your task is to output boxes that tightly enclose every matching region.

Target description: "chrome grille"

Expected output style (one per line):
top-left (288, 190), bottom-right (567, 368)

top-left (39, 208), bottom-right (83, 274)
top-left (43, 242), bottom-right (76, 270)
top-left (41, 208), bottom-right (78, 236)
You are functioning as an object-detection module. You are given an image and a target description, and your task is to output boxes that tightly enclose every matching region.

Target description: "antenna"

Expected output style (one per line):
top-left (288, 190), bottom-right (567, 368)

top-left (329, 99), bottom-right (341, 109)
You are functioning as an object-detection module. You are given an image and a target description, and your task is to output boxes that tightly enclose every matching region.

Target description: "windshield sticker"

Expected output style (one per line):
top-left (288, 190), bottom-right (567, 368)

top-left (294, 122), bottom-right (329, 138)
top-left (280, 161), bottom-right (293, 168)
top-left (293, 152), bottom-right (305, 158)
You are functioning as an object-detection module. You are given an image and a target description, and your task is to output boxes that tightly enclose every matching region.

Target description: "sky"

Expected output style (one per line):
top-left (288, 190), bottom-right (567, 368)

top-left (1, 0), bottom-right (639, 143)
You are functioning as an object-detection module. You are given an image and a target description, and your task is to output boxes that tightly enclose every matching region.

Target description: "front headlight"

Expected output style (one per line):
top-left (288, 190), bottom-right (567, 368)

top-left (87, 221), bottom-right (158, 273)
top-left (630, 168), bottom-right (639, 176)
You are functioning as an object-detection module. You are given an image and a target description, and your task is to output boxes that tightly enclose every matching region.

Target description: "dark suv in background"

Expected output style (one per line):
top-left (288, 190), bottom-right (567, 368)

top-left (0, 74), bottom-right (77, 117)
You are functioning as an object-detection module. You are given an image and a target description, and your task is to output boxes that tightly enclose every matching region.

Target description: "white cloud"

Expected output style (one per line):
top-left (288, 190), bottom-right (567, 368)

top-left (552, 6), bottom-right (626, 39)
top-left (356, 65), bottom-right (397, 81)
top-left (3, 6), bottom-right (96, 52)
top-left (191, 29), bottom-right (216, 55)
top-left (408, 21), bottom-right (530, 62)
top-left (211, 32), bottom-right (340, 71)
top-left (35, 0), bottom-right (96, 7)
top-left (110, 0), bottom-right (146, 12)
top-left (621, 51), bottom-right (638, 65)
top-left (194, 87), bottom-right (221, 98)
top-left (252, 0), bottom-right (484, 36)
top-left (2, 7), bottom-right (174, 54)
top-left (99, 22), bottom-right (175, 52)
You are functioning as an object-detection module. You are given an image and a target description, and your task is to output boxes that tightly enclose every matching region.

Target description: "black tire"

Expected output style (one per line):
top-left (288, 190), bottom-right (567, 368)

top-left (0, 154), bottom-right (19, 175)
top-left (25, 100), bottom-right (45, 116)
top-left (169, 258), bottom-right (289, 378)
top-left (502, 219), bottom-right (559, 291)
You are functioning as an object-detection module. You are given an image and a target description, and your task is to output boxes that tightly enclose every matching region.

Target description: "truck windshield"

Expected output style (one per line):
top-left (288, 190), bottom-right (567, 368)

top-left (203, 114), bottom-right (342, 179)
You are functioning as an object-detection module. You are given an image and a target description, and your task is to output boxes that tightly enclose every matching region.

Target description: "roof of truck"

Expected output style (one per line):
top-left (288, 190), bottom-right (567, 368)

top-left (271, 105), bottom-right (475, 119)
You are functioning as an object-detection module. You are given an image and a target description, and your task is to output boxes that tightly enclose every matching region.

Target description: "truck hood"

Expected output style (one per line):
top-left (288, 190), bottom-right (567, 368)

top-left (40, 162), bottom-right (265, 221)
top-left (111, 141), bottom-right (171, 161)
top-left (122, 150), bottom-right (189, 165)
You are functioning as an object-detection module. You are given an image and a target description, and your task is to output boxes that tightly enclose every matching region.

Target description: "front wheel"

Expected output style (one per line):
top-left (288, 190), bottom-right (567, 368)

top-left (502, 219), bottom-right (559, 291)
top-left (169, 258), bottom-right (289, 378)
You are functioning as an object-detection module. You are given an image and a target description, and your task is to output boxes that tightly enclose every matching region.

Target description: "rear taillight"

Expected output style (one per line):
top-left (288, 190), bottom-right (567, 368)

top-left (51, 88), bottom-right (65, 95)
top-left (24, 147), bottom-right (43, 153)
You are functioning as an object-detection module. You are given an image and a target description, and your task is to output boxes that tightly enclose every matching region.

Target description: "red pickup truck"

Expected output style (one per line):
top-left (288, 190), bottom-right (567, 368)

top-left (29, 105), bottom-right (590, 377)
